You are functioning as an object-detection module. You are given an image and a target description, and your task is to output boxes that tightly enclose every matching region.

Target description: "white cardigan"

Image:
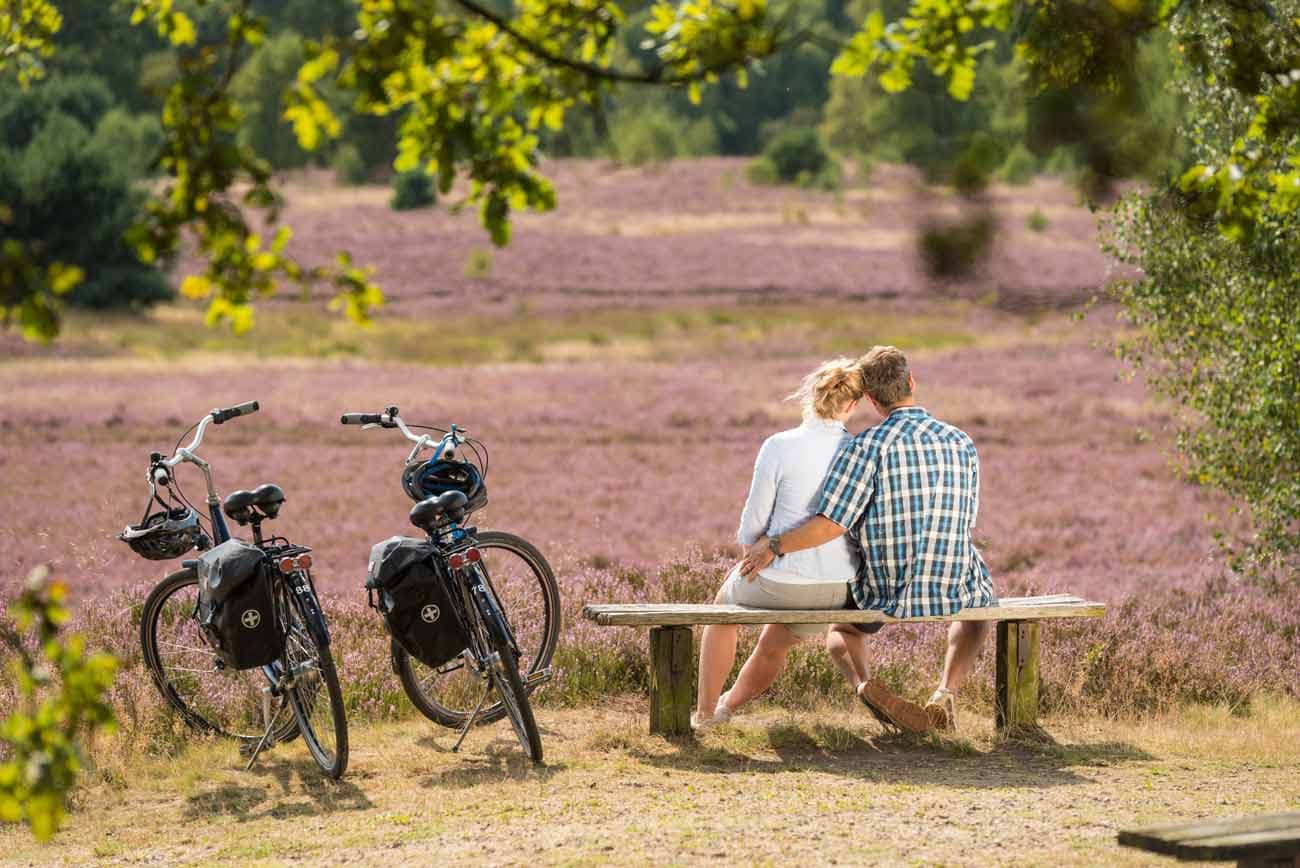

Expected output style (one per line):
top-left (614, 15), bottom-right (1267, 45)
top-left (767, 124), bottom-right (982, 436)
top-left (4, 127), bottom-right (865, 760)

top-left (736, 417), bottom-right (859, 584)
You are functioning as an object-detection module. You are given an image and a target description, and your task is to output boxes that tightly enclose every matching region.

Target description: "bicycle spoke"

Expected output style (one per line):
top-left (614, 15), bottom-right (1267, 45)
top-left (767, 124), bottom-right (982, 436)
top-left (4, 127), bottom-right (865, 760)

top-left (156, 640), bottom-right (212, 654)
top-left (143, 570), bottom-right (295, 741)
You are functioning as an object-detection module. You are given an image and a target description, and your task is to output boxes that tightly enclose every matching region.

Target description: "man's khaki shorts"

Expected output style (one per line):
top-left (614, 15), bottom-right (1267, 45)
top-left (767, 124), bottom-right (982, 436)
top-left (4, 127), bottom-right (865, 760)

top-left (717, 565), bottom-right (851, 639)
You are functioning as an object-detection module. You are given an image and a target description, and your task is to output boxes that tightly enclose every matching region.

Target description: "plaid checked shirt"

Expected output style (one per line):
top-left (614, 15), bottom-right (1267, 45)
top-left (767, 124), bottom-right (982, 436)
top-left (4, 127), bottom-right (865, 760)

top-left (817, 406), bottom-right (994, 617)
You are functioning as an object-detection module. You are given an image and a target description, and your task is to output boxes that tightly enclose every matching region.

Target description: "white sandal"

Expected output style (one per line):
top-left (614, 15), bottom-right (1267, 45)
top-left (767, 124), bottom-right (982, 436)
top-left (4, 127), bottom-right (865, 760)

top-left (690, 692), bottom-right (734, 730)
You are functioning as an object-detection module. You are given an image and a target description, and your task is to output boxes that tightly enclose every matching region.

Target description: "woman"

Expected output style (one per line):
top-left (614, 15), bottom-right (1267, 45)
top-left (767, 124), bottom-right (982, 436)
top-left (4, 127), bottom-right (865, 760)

top-left (692, 358), bottom-right (864, 729)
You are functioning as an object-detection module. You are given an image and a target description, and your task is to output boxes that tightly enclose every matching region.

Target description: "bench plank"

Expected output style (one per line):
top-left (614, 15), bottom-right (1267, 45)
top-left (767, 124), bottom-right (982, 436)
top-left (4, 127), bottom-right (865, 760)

top-left (584, 593), bottom-right (1105, 738)
top-left (582, 595), bottom-right (1104, 627)
top-left (1120, 812), bottom-right (1300, 862)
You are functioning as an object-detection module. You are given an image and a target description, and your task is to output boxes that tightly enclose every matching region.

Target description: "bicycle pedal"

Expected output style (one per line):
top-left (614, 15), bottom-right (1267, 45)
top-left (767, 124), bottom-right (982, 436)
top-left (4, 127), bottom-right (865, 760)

top-left (524, 667), bottom-right (553, 688)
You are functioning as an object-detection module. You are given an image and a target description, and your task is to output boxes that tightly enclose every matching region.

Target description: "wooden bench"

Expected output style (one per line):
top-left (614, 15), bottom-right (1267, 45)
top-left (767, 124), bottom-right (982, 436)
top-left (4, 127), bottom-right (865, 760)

top-left (582, 594), bottom-right (1105, 736)
top-left (1119, 812), bottom-right (1300, 867)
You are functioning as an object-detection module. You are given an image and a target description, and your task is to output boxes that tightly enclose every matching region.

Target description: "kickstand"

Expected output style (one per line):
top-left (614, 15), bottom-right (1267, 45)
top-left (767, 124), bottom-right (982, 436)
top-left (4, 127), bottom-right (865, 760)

top-left (451, 679), bottom-right (493, 754)
top-left (242, 688), bottom-right (288, 770)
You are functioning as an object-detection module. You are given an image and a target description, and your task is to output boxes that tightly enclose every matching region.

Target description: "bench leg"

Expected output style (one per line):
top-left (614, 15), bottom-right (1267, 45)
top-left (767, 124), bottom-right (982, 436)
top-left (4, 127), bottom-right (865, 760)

top-left (995, 620), bottom-right (1040, 732)
top-left (649, 625), bottom-right (693, 737)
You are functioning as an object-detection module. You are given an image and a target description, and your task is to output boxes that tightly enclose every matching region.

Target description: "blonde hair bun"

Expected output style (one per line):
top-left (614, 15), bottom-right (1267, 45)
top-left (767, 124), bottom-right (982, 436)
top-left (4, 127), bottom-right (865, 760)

top-left (787, 357), bottom-right (866, 421)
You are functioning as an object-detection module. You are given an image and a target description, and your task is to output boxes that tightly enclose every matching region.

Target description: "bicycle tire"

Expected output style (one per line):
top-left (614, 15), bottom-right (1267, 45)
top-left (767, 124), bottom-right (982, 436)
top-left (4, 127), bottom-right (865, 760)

top-left (282, 588), bottom-right (349, 779)
top-left (395, 531), bottom-right (560, 728)
top-left (486, 623), bottom-right (543, 764)
top-left (140, 566), bottom-right (298, 743)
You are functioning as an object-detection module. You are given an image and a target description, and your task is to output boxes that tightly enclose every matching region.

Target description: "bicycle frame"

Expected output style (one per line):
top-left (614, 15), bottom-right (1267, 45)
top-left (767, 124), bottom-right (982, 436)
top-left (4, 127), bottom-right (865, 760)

top-left (428, 531), bottom-right (524, 667)
top-left (155, 411), bottom-right (329, 705)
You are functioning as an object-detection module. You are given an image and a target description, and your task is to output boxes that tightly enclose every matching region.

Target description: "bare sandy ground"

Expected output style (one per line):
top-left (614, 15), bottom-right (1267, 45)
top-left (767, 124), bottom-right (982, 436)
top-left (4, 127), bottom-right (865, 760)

top-left (3, 699), bottom-right (1297, 866)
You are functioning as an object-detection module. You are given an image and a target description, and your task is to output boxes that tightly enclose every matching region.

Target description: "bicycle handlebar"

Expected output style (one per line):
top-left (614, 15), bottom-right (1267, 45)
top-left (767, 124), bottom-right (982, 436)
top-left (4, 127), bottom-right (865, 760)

top-left (340, 413), bottom-right (388, 426)
top-left (341, 407), bottom-right (467, 463)
top-left (160, 400), bottom-right (260, 469)
top-left (213, 400), bottom-right (259, 424)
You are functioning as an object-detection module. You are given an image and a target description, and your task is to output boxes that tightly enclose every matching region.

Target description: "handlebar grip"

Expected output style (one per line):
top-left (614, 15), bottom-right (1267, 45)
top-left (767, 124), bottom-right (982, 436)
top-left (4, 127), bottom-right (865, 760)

top-left (341, 413), bottom-right (382, 425)
top-left (212, 400), bottom-right (259, 424)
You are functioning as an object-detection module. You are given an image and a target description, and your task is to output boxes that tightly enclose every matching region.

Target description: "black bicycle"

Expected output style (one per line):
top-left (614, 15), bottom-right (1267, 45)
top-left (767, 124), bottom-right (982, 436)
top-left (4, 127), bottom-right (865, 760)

top-left (342, 407), bottom-right (559, 764)
top-left (124, 403), bottom-right (348, 779)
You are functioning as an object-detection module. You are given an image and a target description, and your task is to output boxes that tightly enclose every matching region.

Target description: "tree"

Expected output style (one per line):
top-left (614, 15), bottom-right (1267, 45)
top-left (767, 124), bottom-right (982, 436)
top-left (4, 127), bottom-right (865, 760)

top-left (828, 0), bottom-right (1298, 566)
top-left (1105, 7), bottom-right (1300, 571)
top-left (3, 0), bottom-right (795, 339)
top-left (230, 29), bottom-right (313, 170)
top-left (0, 76), bottom-right (171, 327)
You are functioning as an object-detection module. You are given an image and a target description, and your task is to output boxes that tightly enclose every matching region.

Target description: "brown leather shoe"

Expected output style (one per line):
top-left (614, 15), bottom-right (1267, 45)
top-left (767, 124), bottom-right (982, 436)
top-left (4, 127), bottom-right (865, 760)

top-left (924, 687), bottom-right (956, 732)
top-left (857, 679), bottom-right (932, 734)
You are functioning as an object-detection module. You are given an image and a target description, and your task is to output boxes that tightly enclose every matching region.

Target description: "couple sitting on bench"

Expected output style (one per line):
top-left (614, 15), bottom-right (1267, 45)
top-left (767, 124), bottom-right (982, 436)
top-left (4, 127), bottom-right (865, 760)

top-left (692, 346), bottom-right (995, 734)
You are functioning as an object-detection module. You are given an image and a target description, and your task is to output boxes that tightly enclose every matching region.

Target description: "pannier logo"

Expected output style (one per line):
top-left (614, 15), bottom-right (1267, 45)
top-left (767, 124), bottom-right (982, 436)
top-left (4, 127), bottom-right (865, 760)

top-left (241, 609), bottom-right (262, 629)
top-left (420, 604), bottom-right (440, 624)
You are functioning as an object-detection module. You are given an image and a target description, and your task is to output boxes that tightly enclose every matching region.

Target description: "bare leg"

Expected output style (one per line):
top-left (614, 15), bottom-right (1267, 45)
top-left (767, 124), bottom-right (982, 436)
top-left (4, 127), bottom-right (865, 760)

top-left (826, 624), bottom-right (871, 690)
top-left (724, 624), bottom-right (802, 712)
top-left (696, 623), bottom-right (739, 717)
top-left (939, 621), bottom-right (989, 693)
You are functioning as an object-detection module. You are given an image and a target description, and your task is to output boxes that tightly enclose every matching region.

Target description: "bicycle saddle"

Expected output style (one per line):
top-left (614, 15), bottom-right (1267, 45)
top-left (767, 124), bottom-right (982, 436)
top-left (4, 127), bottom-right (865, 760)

top-left (223, 484), bottom-right (286, 523)
top-left (409, 490), bottom-right (468, 532)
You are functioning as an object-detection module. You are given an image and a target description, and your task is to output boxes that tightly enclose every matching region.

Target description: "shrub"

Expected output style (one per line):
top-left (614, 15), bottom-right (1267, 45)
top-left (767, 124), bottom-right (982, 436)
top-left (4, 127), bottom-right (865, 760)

top-left (0, 566), bottom-right (117, 841)
top-left (0, 108), bottom-right (171, 311)
top-left (612, 109), bottom-right (679, 166)
top-left (1026, 208), bottom-right (1049, 232)
top-left (92, 109), bottom-right (164, 178)
top-left (464, 248), bottom-right (492, 279)
top-left (950, 155), bottom-right (991, 196)
top-left (759, 127), bottom-right (829, 183)
top-left (1043, 145), bottom-right (1079, 178)
top-left (390, 170), bottom-right (436, 211)
top-left (998, 143), bottom-right (1038, 185)
top-left (917, 212), bottom-right (996, 278)
top-left (746, 156), bottom-right (779, 185)
top-left (0, 74), bottom-right (114, 150)
top-left (331, 143), bottom-right (368, 186)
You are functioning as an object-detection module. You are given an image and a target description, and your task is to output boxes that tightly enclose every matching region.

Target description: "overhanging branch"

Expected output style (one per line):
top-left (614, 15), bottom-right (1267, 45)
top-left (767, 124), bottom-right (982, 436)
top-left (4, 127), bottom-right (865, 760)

top-left (452, 0), bottom-right (797, 85)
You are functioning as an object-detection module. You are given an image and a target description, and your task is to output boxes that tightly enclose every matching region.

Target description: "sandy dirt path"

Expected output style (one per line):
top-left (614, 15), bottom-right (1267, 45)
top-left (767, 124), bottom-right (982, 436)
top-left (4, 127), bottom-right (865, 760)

top-left (4, 699), bottom-right (1297, 866)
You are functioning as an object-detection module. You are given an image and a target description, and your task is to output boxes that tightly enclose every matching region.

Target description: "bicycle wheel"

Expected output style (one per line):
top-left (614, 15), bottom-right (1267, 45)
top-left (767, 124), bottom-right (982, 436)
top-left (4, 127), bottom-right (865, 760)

top-left (395, 531), bottom-right (560, 728)
top-left (485, 618), bottom-right (543, 764)
top-left (281, 587), bottom-right (349, 779)
top-left (140, 567), bottom-right (298, 742)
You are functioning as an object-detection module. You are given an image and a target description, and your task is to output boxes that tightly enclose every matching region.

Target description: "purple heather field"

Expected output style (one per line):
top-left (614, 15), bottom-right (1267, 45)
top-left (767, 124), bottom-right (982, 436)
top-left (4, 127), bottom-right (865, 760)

top-left (1, 159), bottom-right (1294, 731)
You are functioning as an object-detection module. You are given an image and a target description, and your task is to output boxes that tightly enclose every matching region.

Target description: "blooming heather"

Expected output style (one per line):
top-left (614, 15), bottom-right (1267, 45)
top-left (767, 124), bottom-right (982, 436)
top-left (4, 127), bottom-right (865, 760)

top-left (2, 310), bottom-right (1292, 734)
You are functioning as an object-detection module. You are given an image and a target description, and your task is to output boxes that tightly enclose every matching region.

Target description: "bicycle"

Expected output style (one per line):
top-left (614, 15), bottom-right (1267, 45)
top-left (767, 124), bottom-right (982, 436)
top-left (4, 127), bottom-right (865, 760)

top-left (341, 407), bottom-right (560, 764)
top-left (124, 402), bottom-right (349, 779)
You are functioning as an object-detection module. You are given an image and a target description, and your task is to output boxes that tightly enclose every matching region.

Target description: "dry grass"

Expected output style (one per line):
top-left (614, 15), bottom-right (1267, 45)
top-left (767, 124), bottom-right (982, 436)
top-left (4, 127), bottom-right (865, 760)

top-left (30, 299), bottom-right (997, 367)
top-left (4, 697), bottom-right (1299, 866)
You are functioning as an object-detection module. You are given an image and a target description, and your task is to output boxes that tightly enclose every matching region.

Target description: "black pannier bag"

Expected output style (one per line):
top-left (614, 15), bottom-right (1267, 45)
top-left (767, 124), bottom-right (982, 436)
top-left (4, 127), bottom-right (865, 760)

top-left (366, 536), bottom-right (469, 668)
top-left (196, 538), bottom-right (284, 670)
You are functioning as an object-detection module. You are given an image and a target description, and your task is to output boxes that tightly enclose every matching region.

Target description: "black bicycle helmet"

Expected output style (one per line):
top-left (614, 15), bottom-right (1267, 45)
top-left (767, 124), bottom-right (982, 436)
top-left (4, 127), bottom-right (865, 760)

top-left (401, 458), bottom-right (487, 513)
top-left (119, 507), bottom-right (203, 560)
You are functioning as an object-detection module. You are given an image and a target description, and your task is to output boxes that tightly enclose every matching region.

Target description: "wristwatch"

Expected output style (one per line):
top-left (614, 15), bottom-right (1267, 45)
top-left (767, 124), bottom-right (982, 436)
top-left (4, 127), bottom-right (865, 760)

top-left (767, 535), bottom-right (783, 557)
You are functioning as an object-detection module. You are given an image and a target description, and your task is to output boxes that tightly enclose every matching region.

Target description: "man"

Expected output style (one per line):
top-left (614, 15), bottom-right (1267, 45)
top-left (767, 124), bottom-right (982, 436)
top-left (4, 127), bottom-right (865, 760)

top-left (740, 345), bottom-right (994, 733)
